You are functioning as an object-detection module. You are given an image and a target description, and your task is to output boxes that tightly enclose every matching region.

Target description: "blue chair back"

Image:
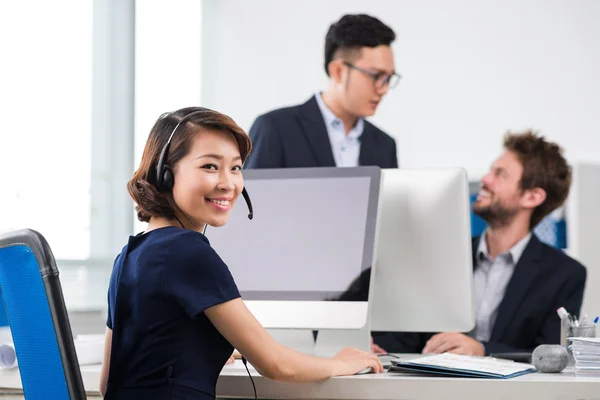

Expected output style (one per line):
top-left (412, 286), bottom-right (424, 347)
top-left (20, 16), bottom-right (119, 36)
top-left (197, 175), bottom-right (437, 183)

top-left (0, 229), bottom-right (86, 399)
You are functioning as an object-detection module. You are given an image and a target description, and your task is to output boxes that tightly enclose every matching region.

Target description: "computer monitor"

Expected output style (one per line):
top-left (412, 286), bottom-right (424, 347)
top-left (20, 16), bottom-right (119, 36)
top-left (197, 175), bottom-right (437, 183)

top-left (369, 168), bottom-right (476, 332)
top-left (207, 166), bottom-right (381, 330)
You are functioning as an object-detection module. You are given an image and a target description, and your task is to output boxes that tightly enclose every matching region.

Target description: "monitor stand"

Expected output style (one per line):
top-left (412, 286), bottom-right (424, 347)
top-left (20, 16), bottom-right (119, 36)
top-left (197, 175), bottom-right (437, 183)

top-left (312, 324), bottom-right (371, 358)
top-left (267, 329), bottom-right (316, 354)
top-left (266, 325), bottom-right (371, 359)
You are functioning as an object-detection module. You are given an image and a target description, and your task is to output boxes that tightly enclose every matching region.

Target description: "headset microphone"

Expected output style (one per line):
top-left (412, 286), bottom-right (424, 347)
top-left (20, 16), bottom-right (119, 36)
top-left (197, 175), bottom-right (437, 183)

top-left (241, 187), bottom-right (253, 220)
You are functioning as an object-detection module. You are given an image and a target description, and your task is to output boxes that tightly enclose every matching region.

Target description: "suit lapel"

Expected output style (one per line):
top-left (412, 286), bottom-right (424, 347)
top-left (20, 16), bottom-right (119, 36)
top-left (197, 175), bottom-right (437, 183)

top-left (489, 235), bottom-right (544, 342)
top-left (358, 124), bottom-right (376, 166)
top-left (298, 96), bottom-right (336, 167)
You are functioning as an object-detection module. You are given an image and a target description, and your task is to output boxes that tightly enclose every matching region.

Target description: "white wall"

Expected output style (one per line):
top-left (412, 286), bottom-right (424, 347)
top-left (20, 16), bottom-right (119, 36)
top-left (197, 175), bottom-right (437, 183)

top-left (201, 0), bottom-right (600, 178)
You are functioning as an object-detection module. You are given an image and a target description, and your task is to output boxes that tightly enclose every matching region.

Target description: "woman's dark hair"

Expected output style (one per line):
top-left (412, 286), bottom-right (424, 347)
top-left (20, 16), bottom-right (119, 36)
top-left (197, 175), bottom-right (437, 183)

top-left (324, 14), bottom-right (396, 75)
top-left (127, 107), bottom-right (252, 223)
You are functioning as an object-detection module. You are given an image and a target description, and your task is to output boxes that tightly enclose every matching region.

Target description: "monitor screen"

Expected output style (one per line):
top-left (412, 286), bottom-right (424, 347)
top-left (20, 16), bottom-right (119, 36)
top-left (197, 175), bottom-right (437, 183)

top-left (207, 167), bottom-right (381, 302)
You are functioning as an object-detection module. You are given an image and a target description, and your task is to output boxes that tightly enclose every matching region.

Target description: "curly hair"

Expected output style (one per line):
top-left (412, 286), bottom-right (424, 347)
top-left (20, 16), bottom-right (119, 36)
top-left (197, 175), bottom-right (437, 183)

top-left (503, 130), bottom-right (572, 228)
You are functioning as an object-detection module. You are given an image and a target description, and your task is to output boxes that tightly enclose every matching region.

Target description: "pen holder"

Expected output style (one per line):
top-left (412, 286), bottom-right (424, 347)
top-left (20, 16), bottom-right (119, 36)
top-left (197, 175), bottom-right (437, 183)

top-left (566, 325), bottom-right (596, 365)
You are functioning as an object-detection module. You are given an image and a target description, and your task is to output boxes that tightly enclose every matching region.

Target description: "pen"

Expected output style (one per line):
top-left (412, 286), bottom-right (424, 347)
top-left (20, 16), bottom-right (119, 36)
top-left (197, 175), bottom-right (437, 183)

top-left (557, 307), bottom-right (569, 321)
top-left (557, 307), bottom-right (571, 346)
top-left (557, 307), bottom-right (573, 328)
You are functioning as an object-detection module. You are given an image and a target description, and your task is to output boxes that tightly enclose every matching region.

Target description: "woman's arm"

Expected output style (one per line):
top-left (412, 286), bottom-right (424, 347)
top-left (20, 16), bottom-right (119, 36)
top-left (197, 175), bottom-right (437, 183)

top-left (205, 298), bottom-right (383, 382)
top-left (99, 328), bottom-right (112, 397)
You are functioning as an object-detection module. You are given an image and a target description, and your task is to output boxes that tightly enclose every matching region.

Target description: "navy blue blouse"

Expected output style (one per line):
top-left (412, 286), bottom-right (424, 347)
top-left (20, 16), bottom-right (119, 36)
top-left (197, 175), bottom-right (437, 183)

top-left (105, 227), bottom-right (240, 399)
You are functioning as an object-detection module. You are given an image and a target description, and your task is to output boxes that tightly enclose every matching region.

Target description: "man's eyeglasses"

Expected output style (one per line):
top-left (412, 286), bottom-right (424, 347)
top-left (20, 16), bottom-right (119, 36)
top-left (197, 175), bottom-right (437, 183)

top-left (343, 62), bottom-right (401, 89)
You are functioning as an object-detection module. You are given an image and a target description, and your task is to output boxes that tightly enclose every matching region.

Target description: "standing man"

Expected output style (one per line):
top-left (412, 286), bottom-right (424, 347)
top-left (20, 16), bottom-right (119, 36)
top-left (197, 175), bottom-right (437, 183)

top-left (245, 14), bottom-right (400, 169)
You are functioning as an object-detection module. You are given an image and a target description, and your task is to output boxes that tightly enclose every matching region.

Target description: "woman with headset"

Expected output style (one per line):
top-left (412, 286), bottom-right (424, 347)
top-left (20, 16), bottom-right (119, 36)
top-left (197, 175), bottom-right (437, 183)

top-left (99, 107), bottom-right (382, 399)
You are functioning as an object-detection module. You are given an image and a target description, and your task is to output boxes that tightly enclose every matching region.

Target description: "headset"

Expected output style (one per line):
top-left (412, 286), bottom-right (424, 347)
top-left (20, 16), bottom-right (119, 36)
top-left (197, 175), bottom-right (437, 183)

top-left (155, 109), bottom-right (254, 220)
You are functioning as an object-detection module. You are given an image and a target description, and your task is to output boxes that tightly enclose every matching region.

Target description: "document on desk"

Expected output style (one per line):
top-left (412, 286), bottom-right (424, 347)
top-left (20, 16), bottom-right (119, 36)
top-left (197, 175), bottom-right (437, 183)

top-left (389, 353), bottom-right (537, 379)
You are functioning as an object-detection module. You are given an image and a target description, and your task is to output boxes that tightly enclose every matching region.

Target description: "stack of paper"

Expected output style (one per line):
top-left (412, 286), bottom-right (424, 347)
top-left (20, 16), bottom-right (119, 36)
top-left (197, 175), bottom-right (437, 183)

top-left (0, 334), bottom-right (104, 369)
top-left (569, 337), bottom-right (600, 376)
top-left (389, 353), bottom-right (537, 379)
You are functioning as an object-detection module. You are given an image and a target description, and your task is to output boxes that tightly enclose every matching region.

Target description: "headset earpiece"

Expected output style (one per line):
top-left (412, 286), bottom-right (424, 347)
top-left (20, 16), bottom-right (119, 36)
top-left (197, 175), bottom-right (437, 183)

top-left (161, 166), bottom-right (174, 192)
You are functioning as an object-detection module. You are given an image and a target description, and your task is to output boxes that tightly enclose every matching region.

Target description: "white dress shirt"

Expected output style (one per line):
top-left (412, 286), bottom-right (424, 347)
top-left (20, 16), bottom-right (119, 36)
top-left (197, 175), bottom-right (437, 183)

top-left (472, 231), bottom-right (532, 342)
top-left (314, 93), bottom-right (364, 167)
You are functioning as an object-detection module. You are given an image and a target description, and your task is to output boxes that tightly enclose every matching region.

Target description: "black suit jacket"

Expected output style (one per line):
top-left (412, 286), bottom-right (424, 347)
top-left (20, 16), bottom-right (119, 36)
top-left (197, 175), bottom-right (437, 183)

top-left (372, 234), bottom-right (587, 355)
top-left (245, 96), bottom-right (398, 169)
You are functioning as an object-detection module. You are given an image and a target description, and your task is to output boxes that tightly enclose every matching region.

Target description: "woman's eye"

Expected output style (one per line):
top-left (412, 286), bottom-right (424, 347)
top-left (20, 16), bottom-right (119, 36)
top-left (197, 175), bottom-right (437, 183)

top-left (232, 165), bottom-right (242, 171)
top-left (202, 164), bottom-right (218, 170)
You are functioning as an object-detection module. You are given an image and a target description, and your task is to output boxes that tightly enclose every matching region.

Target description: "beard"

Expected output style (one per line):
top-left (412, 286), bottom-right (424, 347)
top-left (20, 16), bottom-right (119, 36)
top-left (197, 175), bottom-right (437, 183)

top-left (473, 196), bottom-right (519, 228)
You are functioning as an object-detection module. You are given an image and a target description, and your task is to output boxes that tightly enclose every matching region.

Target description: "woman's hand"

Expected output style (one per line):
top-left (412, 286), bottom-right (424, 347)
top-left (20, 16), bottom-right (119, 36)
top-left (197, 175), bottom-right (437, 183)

top-left (331, 347), bottom-right (384, 376)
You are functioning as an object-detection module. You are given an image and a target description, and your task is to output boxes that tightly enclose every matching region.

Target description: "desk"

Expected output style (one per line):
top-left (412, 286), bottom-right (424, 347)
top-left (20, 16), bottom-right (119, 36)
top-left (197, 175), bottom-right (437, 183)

top-left (0, 359), bottom-right (599, 400)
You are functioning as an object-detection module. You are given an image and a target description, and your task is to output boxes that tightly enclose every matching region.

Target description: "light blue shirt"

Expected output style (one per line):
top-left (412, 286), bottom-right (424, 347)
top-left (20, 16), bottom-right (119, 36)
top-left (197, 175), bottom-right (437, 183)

top-left (314, 93), bottom-right (364, 167)
top-left (472, 231), bottom-right (532, 342)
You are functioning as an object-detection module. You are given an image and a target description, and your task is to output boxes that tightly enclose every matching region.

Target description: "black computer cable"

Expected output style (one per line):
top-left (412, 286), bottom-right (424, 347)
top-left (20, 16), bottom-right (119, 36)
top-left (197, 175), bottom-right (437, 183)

top-left (241, 356), bottom-right (257, 399)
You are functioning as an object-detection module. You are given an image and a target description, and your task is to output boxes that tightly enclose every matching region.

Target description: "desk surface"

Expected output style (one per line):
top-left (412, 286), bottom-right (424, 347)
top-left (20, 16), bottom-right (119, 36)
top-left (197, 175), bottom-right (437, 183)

top-left (1, 358), bottom-right (599, 400)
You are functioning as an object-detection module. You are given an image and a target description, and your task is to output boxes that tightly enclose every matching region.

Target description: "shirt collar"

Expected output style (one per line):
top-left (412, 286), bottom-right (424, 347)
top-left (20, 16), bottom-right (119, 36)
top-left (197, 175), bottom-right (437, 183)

top-left (314, 92), bottom-right (364, 139)
top-left (477, 230), bottom-right (532, 264)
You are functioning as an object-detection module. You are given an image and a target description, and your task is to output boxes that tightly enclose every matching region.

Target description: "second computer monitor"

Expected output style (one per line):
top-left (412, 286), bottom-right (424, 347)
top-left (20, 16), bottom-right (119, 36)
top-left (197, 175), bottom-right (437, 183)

top-left (207, 166), bottom-right (381, 330)
top-left (370, 168), bottom-right (476, 333)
